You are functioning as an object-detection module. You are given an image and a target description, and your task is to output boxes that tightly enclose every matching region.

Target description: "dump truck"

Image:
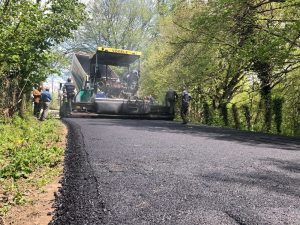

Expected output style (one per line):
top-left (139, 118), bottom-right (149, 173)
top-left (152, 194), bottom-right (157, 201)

top-left (59, 47), bottom-right (175, 120)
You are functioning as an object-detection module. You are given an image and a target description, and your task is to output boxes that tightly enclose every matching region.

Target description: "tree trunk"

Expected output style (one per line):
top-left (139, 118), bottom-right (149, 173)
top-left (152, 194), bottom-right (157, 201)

top-left (242, 104), bottom-right (251, 131)
top-left (203, 102), bottom-right (211, 125)
top-left (232, 104), bottom-right (240, 129)
top-left (220, 103), bottom-right (229, 127)
top-left (273, 97), bottom-right (284, 134)
top-left (253, 60), bottom-right (272, 132)
top-left (261, 84), bottom-right (272, 132)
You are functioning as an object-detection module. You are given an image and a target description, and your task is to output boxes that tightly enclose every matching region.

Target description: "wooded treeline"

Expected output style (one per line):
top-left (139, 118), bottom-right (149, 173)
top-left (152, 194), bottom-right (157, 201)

top-left (0, 0), bottom-right (85, 117)
top-left (140, 0), bottom-right (300, 136)
top-left (1, 0), bottom-right (299, 136)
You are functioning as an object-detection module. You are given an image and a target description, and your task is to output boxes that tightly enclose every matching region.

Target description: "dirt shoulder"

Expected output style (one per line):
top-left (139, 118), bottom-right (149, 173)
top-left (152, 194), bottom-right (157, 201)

top-left (3, 176), bottom-right (62, 225)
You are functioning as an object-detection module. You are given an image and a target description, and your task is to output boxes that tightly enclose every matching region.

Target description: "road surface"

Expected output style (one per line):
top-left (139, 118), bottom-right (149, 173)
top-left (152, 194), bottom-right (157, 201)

top-left (51, 118), bottom-right (300, 225)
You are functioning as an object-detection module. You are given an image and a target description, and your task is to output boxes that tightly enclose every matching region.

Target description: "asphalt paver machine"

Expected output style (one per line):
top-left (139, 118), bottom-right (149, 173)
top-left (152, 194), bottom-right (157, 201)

top-left (59, 47), bottom-right (175, 119)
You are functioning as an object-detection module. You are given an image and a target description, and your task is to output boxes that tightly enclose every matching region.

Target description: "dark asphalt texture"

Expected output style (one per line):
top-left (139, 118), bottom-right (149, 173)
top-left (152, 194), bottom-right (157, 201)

top-left (51, 118), bottom-right (300, 225)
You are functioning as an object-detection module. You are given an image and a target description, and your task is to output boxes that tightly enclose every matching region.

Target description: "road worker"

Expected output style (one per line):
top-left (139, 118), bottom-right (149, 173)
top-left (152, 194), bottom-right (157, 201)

top-left (32, 86), bottom-right (42, 118)
top-left (181, 87), bottom-right (192, 124)
top-left (63, 77), bottom-right (76, 115)
top-left (40, 87), bottom-right (52, 121)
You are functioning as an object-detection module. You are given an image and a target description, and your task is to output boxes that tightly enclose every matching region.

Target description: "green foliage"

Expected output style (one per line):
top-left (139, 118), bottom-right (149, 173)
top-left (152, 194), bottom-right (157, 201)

top-left (13, 191), bottom-right (26, 205)
top-left (67, 0), bottom-right (156, 52)
top-left (0, 115), bottom-right (64, 215)
top-left (0, 203), bottom-right (11, 216)
top-left (0, 0), bottom-right (86, 116)
top-left (140, 39), bottom-right (175, 99)
top-left (140, 0), bottom-right (300, 136)
top-left (0, 117), bottom-right (64, 179)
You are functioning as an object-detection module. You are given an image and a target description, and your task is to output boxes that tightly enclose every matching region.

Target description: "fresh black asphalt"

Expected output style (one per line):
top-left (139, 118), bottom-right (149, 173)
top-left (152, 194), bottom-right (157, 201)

top-left (51, 118), bottom-right (300, 225)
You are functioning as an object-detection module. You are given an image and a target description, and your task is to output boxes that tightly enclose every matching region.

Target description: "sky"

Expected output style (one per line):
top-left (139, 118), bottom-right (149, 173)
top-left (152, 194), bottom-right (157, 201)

top-left (79, 0), bottom-right (90, 4)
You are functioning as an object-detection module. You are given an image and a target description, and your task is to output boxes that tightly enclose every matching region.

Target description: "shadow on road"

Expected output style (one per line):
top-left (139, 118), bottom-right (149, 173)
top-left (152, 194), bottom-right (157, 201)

top-left (262, 158), bottom-right (300, 173)
top-left (81, 118), bottom-right (300, 151)
top-left (200, 157), bottom-right (300, 198)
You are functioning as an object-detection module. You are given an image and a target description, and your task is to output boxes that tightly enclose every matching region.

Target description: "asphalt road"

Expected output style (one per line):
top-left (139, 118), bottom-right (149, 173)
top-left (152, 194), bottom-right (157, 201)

top-left (51, 118), bottom-right (300, 225)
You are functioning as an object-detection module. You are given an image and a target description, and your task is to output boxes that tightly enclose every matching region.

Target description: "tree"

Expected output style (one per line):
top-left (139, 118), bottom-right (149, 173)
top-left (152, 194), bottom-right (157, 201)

top-left (141, 0), bottom-right (300, 135)
top-left (0, 0), bottom-right (86, 117)
top-left (142, 1), bottom-right (250, 124)
top-left (65, 0), bottom-right (156, 53)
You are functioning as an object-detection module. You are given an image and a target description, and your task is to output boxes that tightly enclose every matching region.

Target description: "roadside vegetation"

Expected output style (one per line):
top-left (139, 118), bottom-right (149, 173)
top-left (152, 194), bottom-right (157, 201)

top-left (0, 0), bottom-right (84, 219)
top-left (0, 113), bottom-right (65, 216)
top-left (140, 0), bottom-right (300, 136)
top-left (0, 0), bottom-right (85, 119)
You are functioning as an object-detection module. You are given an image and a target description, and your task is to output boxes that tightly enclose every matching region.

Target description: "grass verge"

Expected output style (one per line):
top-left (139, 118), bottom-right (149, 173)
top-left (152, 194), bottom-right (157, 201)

top-left (0, 114), bottom-right (66, 218)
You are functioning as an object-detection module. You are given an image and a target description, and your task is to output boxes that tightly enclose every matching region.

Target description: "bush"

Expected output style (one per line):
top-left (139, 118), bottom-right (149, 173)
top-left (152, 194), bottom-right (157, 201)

top-left (0, 116), bottom-right (64, 179)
